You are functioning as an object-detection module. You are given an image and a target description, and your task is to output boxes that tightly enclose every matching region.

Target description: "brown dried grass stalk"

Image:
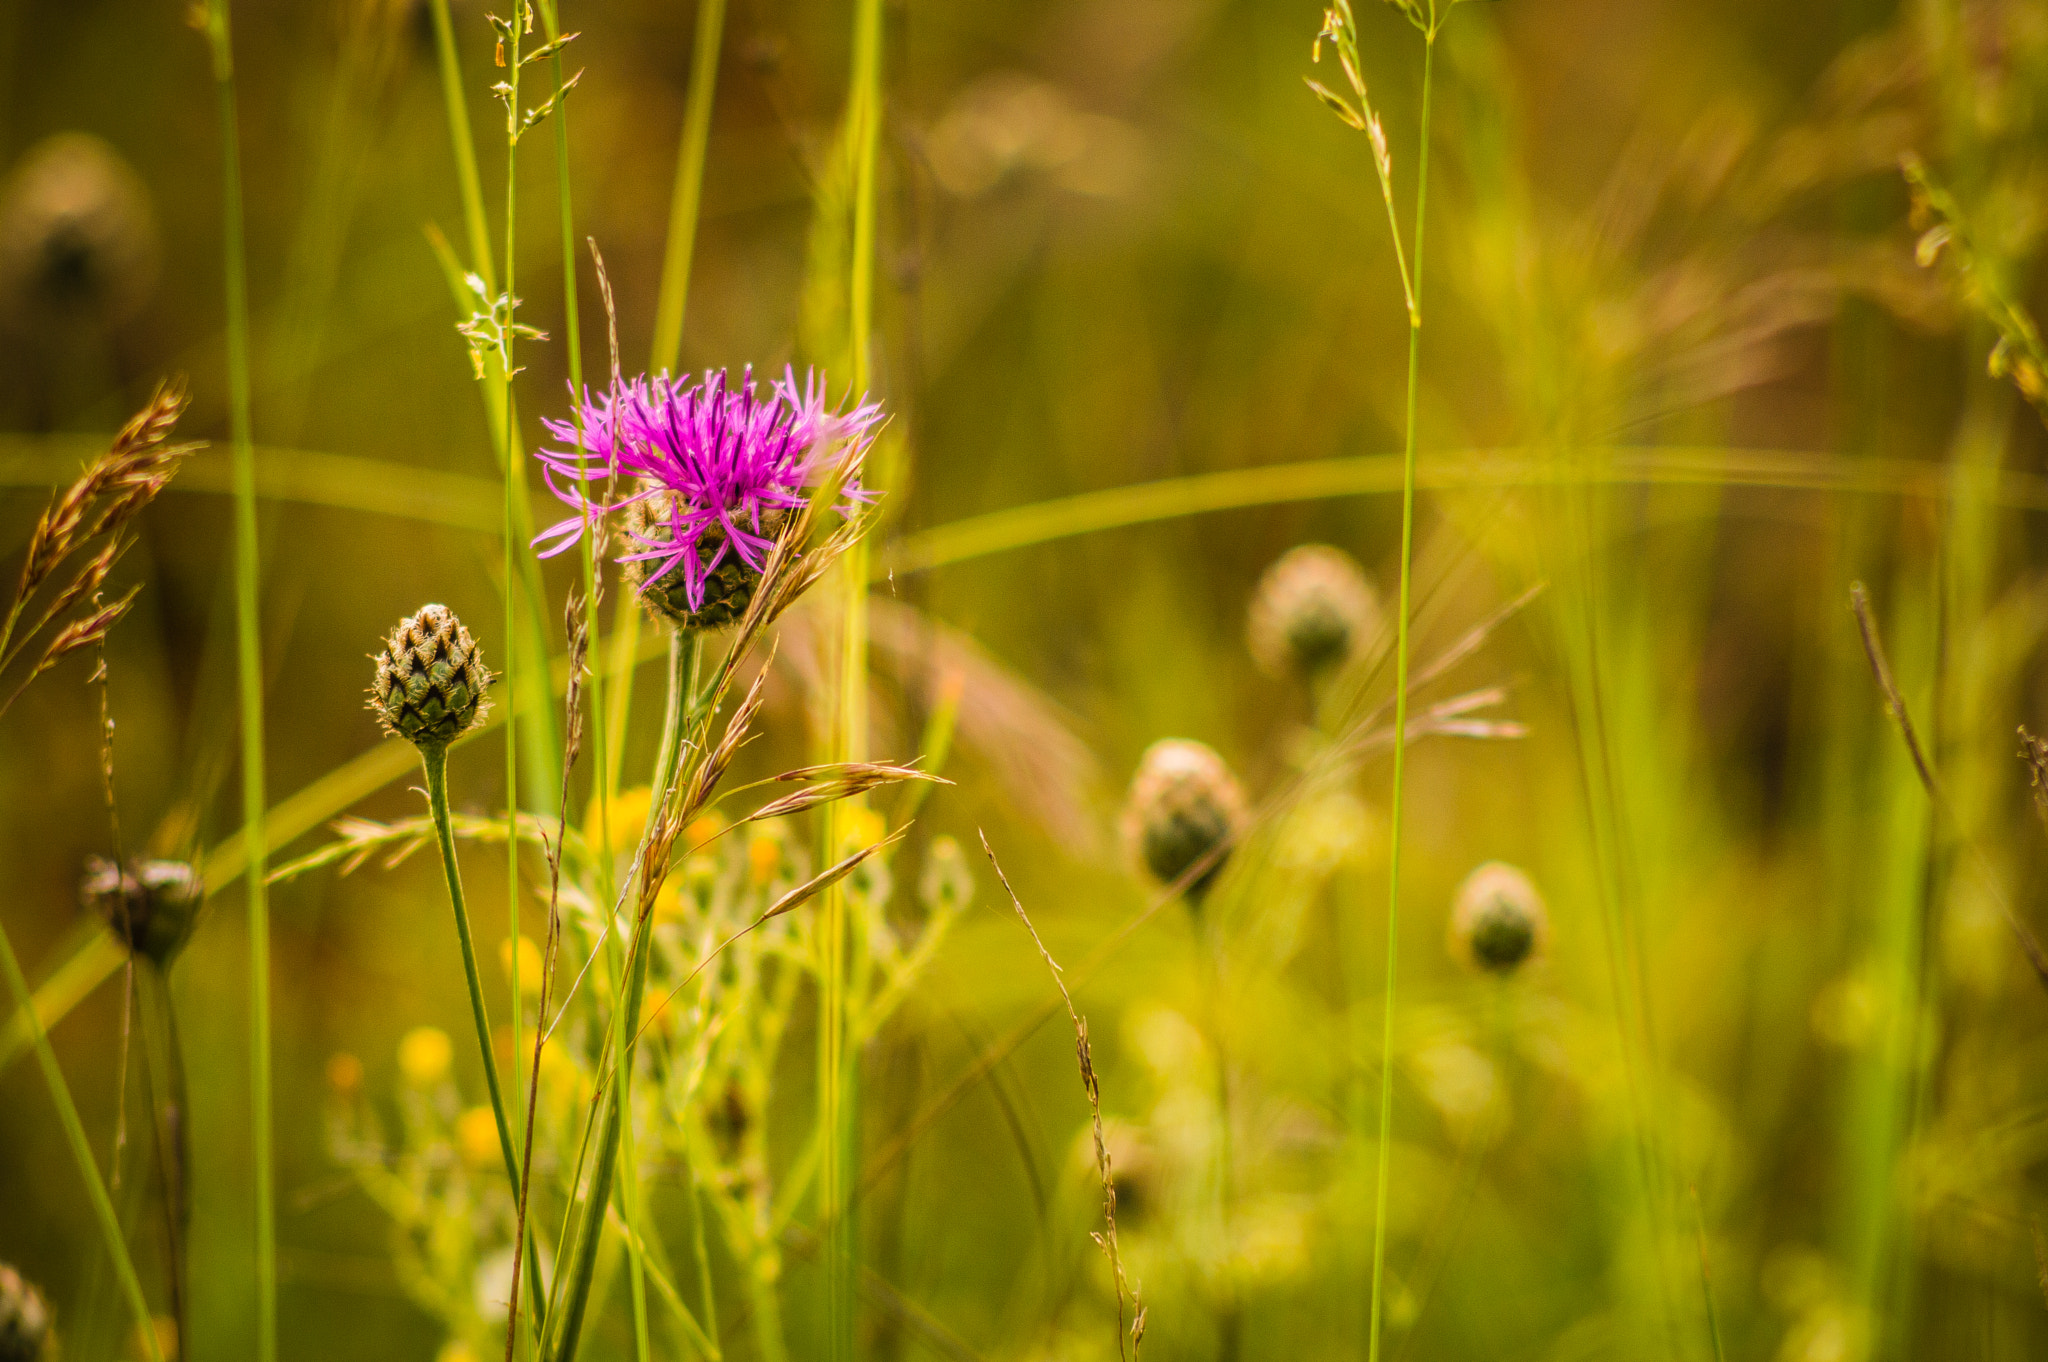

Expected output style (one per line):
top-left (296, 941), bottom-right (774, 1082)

top-left (981, 832), bottom-right (1146, 1362)
top-left (1, 381), bottom-right (194, 714)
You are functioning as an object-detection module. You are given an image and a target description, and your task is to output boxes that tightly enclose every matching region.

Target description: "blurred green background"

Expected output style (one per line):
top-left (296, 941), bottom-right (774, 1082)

top-left (3, 0), bottom-right (2048, 1359)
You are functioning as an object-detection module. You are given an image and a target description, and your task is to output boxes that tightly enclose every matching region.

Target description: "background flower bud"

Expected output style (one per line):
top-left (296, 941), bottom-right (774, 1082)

top-left (0, 1263), bottom-right (52, 1362)
top-left (1449, 861), bottom-right (1548, 975)
top-left (0, 132), bottom-right (158, 332)
top-left (80, 856), bottom-right (201, 967)
top-left (1247, 544), bottom-right (1382, 682)
top-left (370, 604), bottom-right (491, 749)
top-left (1120, 738), bottom-right (1248, 903)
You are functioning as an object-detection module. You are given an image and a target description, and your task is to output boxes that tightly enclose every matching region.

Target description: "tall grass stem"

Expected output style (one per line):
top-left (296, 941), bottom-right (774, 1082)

top-left (822, 0), bottom-right (883, 1355)
top-left (0, 924), bottom-right (163, 1362)
top-left (200, 1), bottom-right (273, 1354)
top-left (651, 0), bottom-right (727, 374)
top-left (1367, 23), bottom-right (1434, 1362)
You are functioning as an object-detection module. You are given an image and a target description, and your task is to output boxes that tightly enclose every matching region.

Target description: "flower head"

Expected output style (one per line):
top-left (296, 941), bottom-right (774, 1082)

top-left (534, 366), bottom-right (882, 629)
top-left (81, 855), bottom-right (202, 966)
top-left (369, 604), bottom-right (491, 749)
top-left (1121, 738), bottom-right (1248, 906)
top-left (1448, 861), bottom-right (1548, 975)
top-left (1248, 544), bottom-right (1381, 682)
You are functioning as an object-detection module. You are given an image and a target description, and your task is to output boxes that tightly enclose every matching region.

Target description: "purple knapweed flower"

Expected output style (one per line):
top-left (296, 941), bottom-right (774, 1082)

top-left (534, 366), bottom-right (882, 629)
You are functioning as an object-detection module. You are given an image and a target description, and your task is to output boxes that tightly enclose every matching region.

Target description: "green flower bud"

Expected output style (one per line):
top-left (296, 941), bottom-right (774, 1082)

top-left (0, 1263), bottom-right (52, 1362)
top-left (80, 856), bottom-right (201, 967)
top-left (1121, 739), bottom-right (1248, 904)
top-left (623, 491), bottom-right (788, 632)
top-left (1247, 544), bottom-right (1381, 682)
top-left (369, 604), bottom-right (491, 749)
top-left (1449, 861), bottom-right (1548, 975)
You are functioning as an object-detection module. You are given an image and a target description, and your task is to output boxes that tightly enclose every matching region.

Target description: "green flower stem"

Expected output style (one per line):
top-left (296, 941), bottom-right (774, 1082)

top-left (550, 631), bottom-right (694, 1362)
top-left (199, 0), bottom-right (273, 1354)
top-left (0, 921), bottom-right (163, 1362)
top-left (613, 632), bottom-right (701, 1362)
top-left (747, 1256), bottom-right (792, 1362)
top-left (1367, 19), bottom-right (1435, 1362)
top-left (419, 741), bottom-right (546, 1344)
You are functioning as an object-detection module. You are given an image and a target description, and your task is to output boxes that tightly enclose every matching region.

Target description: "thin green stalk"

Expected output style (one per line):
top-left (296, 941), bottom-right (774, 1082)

top-left (420, 743), bottom-right (548, 1339)
top-left (424, 0), bottom-right (561, 812)
top-left (686, 1169), bottom-right (722, 1359)
top-left (0, 923), bottom-right (163, 1362)
top-left (747, 1259), bottom-right (793, 1362)
top-left (1367, 22), bottom-right (1434, 1362)
top-left (822, 2), bottom-right (884, 1354)
top-left (428, 0), bottom-right (496, 295)
top-left (549, 632), bottom-right (693, 1362)
top-left (495, 17), bottom-right (536, 1357)
top-left (200, 2), bottom-right (272, 1355)
top-left (651, 0), bottom-right (727, 374)
top-left (533, 0), bottom-right (608, 912)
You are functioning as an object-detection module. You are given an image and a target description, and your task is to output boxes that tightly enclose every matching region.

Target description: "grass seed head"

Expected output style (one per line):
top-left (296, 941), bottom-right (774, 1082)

top-left (1248, 544), bottom-right (1381, 682)
top-left (1121, 738), bottom-right (1248, 905)
top-left (370, 604), bottom-right (491, 749)
top-left (1449, 861), bottom-right (1548, 975)
top-left (80, 855), bottom-right (201, 967)
top-left (0, 1264), bottom-right (51, 1362)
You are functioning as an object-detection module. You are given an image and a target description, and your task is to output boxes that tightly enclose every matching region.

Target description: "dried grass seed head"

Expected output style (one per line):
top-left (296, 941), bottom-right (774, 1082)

top-left (1121, 738), bottom-right (1248, 904)
top-left (0, 133), bottom-right (158, 332)
top-left (80, 855), bottom-right (201, 967)
top-left (0, 1263), bottom-right (51, 1362)
top-left (1248, 544), bottom-right (1382, 682)
top-left (370, 604), bottom-right (491, 749)
top-left (1449, 861), bottom-right (1548, 975)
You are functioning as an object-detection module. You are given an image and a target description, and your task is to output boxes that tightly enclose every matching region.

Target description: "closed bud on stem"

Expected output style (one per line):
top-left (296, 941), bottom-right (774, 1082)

top-left (80, 856), bottom-right (201, 967)
top-left (369, 604), bottom-right (492, 749)
top-left (1121, 739), bottom-right (1248, 905)
top-left (1449, 861), bottom-right (1548, 975)
top-left (1247, 544), bottom-right (1381, 682)
top-left (622, 490), bottom-right (787, 631)
top-left (0, 1263), bottom-right (52, 1362)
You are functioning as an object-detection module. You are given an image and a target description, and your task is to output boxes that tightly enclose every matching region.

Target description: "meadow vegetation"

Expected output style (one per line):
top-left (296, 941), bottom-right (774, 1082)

top-left (2, 1), bottom-right (2047, 1360)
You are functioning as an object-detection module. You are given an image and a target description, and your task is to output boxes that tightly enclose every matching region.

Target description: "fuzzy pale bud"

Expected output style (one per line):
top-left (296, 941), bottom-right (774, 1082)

top-left (1247, 544), bottom-right (1381, 682)
top-left (0, 1264), bottom-right (52, 1362)
top-left (1449, 861), bottom-right (1548, 975)
top-left (0, 133), bottom-right (158, 332)
top-left (370, 604), bottom-right (491, 749)
top-left (81, 856), bottom-right (201, 967)
top-left (1121, 739), bottom-right (1248, 904)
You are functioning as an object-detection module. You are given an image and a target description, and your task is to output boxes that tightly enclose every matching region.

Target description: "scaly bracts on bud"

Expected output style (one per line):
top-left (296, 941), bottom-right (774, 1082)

top-left (1248, 544), bottom-right (1382, 682)
top-left (81, 856), bottom-right (201, 967)
top-left (1449, 861), bottom-right (1548, 975)
top-left (369, 604), bottom-right (492, 750)
top-left (533, 366), bottom-right (883, 630)
top-left (1121, 739), bottom-right (1248, 905)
